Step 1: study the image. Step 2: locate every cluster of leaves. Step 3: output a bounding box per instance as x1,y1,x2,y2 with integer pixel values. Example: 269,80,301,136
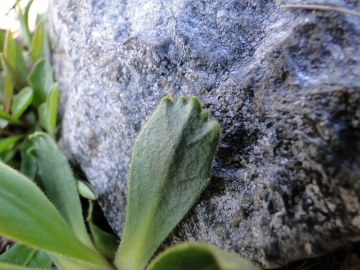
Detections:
0,0,57,171
0,1,260,270
0,97,260,270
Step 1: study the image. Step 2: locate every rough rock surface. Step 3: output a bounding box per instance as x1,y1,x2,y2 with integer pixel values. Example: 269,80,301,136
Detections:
49,0,360,267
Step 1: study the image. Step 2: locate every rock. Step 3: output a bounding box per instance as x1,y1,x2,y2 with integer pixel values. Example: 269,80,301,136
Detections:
49,0,360,267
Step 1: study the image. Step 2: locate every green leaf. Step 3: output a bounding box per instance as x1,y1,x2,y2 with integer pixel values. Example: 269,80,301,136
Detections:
29,132,95,250
11,87,33,120
0,109,22,125
3,30,16,70
87,201,118,260
20,138,36,180
0,160,115,270
0,243,51,269
1,55,26,91
15,45,30,79
29,21,45,63
38,83,58,137
0,135,24,154
27,58,54,108
15,0,34,48
147,243,260,270
3,68,13,113
114,97,221,270
77,180,99,200
0,31,5,53
0,261,43,270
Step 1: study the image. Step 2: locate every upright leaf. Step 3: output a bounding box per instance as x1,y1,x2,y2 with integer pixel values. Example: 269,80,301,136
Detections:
3,30,16,70
87,201,118,260
0,243,51,269
0,31,5,53
20,138,36,180
38,83,58,137
29,133,95,250
1,55,26,91
147,243,260,270
29,21,45,63
0,161,114,270
11,87,33,120
15,45,30,79
15,0,33,48
114,97,220,270
27,58,54,108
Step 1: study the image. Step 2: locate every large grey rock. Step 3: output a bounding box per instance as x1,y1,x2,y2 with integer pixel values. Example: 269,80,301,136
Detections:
49,0,360,268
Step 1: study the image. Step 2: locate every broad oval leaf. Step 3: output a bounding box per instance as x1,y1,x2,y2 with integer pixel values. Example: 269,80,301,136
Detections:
0,243,51,269
147,243,260,270
11,87,33,120
0,161,114,270
27,58,54,108
115,97,220,270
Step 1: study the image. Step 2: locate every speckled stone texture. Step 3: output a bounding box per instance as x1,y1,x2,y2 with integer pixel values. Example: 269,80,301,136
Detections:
49,0,360,268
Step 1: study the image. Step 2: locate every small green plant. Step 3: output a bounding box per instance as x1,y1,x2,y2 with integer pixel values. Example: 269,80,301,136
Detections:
0,96,259,270
0,2,260,269
0,0,57,172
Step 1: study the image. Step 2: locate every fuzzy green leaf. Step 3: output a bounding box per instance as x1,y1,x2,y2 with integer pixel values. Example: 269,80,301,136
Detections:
29,132,95,250
0,243,51,269
11,87,33,120
27,58,54,108
147,243,260,270
29,21,45,63
115,97,220,270
0,161,114,270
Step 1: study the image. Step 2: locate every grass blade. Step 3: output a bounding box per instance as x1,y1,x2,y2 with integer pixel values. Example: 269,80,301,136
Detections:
147,243,260,270
0,161,114,269
115,97,220,270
